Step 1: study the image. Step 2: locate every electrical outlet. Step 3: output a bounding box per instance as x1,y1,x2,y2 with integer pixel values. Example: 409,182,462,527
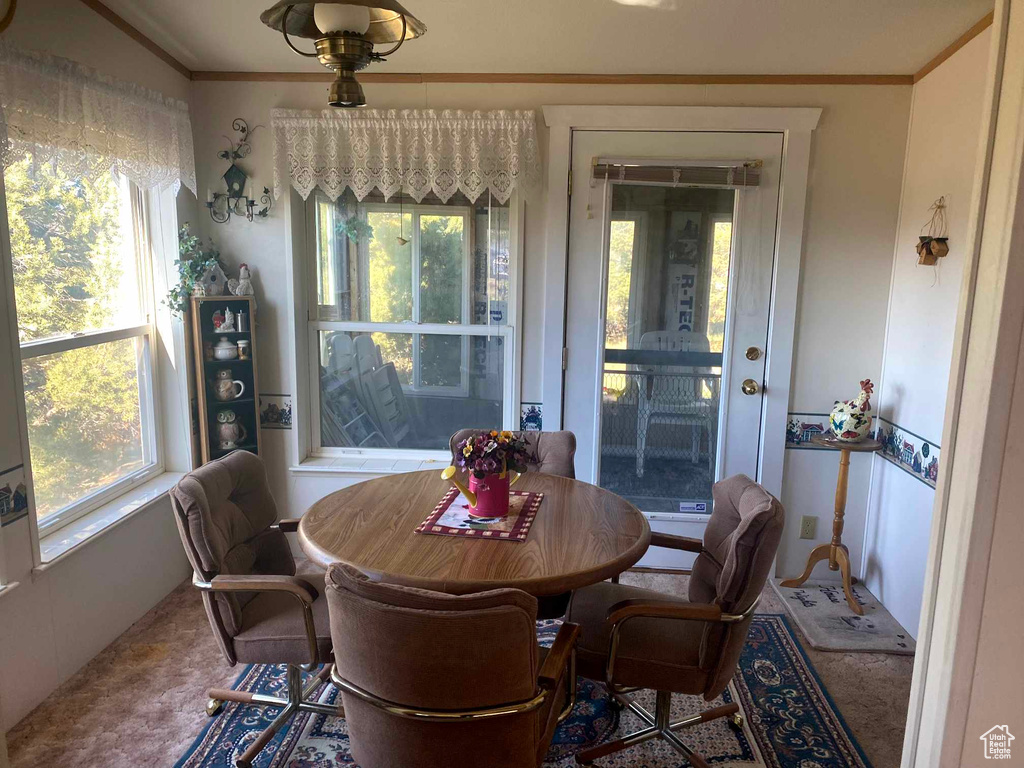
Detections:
799,515,817,540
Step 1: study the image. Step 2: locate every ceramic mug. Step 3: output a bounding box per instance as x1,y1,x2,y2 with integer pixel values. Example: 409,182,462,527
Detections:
213,369,245,401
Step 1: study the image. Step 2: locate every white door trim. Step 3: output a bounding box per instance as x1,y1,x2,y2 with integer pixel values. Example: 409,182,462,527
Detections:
902,2,1020,765
540,105,821,498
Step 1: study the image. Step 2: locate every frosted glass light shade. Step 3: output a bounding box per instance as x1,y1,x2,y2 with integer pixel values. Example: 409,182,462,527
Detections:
314,3,371,34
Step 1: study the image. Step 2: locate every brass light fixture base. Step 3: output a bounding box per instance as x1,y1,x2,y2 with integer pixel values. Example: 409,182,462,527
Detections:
261,1,425,108
315,35,373,107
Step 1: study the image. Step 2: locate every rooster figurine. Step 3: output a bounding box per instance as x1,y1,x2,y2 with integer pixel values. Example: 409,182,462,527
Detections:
829,379,874,442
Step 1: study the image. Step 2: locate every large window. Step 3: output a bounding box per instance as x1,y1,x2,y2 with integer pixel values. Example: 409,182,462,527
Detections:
308,190,519,453
7,153,160,531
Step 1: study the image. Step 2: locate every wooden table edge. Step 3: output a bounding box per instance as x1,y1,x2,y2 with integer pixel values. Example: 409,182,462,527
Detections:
297,476,652,596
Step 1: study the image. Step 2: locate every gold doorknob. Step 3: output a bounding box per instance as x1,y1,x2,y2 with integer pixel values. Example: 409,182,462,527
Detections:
741,378,760,395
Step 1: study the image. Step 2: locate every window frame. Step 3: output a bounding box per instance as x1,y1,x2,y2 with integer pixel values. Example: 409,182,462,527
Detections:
357,202,473,397
301,192,524,461
607,211,648,353
14,183,164,534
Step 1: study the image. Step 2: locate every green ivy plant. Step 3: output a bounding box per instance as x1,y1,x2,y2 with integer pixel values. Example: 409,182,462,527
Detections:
166,224,222,317
337,215,373,244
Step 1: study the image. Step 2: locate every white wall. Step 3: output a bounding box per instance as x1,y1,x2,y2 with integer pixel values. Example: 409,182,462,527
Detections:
0,3,953,733
190,80,910,578
0,0,193,731
863,30,992,637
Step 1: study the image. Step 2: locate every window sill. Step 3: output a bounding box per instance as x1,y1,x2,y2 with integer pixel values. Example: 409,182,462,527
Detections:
35,472,184,570
0,580,21,602
291,456,448,476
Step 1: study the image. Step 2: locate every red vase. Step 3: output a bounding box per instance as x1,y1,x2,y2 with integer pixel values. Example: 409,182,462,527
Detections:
467,473,511,518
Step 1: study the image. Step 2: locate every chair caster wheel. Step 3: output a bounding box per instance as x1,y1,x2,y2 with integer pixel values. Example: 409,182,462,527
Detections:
206,698,223,717
729,712,744,730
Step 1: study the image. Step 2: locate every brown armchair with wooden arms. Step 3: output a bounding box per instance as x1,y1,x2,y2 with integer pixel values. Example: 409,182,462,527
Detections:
325,562,580,768
170,450,337,768
565,474,785,767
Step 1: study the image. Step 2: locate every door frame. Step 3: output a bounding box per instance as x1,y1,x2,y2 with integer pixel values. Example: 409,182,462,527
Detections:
540,105,821,498
902,1,1022,764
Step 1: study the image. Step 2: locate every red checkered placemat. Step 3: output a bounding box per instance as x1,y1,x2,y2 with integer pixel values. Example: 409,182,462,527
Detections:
415,488,543,542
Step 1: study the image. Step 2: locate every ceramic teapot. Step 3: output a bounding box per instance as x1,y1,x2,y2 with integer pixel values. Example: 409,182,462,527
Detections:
212,369,245,401
216,410,247,450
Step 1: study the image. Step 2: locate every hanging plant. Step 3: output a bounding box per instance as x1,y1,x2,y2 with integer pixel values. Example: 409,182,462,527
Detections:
166,224,222,317
337,215,373,244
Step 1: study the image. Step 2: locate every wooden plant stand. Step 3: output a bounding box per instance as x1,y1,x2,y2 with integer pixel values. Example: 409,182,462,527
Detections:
780,434,881,615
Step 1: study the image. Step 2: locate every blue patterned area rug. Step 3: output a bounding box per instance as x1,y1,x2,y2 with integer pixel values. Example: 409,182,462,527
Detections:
177,615,871,767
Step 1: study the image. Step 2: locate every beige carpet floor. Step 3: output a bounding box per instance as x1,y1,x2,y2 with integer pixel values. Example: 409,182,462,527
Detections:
6,571,913,768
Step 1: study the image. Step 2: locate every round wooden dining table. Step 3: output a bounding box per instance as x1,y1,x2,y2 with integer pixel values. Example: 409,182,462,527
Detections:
298,469,651,596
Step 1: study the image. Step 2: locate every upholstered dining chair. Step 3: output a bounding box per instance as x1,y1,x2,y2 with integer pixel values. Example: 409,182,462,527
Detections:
170,450,337,768
325,562,580,768
565,474,785,768
448,428,578,478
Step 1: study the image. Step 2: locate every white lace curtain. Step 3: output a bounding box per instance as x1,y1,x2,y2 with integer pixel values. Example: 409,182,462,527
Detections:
271,108,540,204
0,43,196,195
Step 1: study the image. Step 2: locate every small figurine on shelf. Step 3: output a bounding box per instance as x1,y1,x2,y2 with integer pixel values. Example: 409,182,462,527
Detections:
230,263,255,296
220,307,236,332
830,379,874,442
212,309,224,330
216,409,247,450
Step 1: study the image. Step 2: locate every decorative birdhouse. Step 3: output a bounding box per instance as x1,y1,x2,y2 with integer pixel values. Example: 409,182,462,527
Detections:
222,164,248,198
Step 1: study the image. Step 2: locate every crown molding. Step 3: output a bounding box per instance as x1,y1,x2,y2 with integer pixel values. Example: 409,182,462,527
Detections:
914,11,994,83
191,71,915,85
76,0,191,79
76,1,990,90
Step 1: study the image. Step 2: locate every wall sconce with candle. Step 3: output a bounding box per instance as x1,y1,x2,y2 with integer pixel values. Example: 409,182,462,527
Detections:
206,118,272,224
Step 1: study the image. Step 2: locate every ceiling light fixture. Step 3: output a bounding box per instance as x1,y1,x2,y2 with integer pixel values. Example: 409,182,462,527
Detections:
260,1,426,108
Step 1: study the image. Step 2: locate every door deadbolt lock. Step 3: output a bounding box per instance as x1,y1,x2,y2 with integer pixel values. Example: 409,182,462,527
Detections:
741,378,760,395
745,346,762,361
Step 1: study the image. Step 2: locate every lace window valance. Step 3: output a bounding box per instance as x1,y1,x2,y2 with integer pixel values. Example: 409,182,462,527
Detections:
271,108,540,204
0,43,196,195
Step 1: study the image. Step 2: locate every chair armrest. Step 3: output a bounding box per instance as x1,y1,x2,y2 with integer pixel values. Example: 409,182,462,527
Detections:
193,572,322,667
203,573,319,604
649,532,704,553
273,518,302,533
538,622,580,690
602,600,724,687
606,598,722,627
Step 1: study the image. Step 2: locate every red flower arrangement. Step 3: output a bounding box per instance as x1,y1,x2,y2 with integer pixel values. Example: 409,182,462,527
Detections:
454,430,531,478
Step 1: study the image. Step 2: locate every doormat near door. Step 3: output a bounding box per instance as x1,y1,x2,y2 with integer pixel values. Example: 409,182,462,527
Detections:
415,488,542,541
177,615,871,768
771,578,916,655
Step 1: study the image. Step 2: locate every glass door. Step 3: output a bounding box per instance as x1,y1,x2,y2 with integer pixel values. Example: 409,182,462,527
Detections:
564,130,783,535
599,193,735,514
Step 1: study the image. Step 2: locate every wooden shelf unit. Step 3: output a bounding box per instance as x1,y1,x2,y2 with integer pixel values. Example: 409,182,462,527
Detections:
190,296,262,465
